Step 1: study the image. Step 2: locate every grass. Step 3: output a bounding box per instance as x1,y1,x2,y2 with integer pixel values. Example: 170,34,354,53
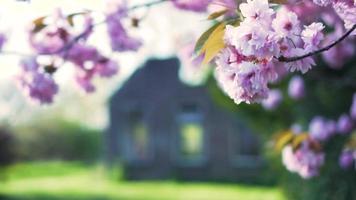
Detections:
0,161,285,200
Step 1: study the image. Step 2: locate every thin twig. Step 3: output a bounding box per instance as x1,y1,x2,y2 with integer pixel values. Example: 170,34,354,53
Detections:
129,0,169,11
278,24,356,63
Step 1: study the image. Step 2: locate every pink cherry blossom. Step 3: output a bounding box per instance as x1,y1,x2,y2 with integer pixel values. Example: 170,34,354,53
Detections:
172,0,211,12
94,58,119,78
309,116,335,141
282,142,325,179
350,93,356,120
16,57,58,104
272,8,300,38
262,89,283,110
285,48,316,73
333,0,356,34
225,22,276,58
106,0,142,52
0,33,6,50
215,48,276,104
339,149,355,169
302,22,325,50
239,0,274,25
337,114,353,134
288,76,305,100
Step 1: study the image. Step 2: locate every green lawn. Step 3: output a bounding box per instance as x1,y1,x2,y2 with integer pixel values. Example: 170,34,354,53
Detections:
0,162,285,200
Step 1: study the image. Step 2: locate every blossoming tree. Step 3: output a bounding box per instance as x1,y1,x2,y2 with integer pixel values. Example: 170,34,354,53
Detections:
1,0,356,189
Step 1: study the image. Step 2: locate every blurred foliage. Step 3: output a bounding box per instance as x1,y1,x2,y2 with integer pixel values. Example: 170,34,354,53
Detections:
206,55,356,200
12,119,102,163
0,128,15,166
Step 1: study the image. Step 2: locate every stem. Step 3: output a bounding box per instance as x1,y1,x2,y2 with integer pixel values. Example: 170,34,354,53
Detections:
129,0,169,11
278,24,356,63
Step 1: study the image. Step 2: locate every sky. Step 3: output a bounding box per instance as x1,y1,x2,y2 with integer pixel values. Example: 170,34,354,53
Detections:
0,0,209,129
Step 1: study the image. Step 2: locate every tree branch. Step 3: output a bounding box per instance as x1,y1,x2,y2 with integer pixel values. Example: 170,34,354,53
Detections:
278,24,356,63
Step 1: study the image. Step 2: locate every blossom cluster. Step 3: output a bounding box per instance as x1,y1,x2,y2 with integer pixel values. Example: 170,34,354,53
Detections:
286,0,356,70
215,0,325,105
281,93,356,178
17,4,129,104
106,0,142,52
282,141,325,179
312,0,356,32
16,57,58,104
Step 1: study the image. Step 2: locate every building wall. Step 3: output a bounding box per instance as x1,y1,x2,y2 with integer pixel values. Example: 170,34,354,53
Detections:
107,58,264,181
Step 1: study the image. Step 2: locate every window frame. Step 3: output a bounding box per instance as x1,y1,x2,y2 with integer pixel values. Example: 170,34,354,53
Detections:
123,110,154,165
174,104,208,167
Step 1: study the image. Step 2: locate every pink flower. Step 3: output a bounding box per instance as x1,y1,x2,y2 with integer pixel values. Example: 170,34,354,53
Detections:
177,43,208,84
0,33,6,50
322,30,355,69
29,9,72,54
239,0,274,25
337,114,353,134
288,76,305,100
66,44,99,67
285,48,315,73
313,0,333,6
282,142,325,179
94,58,119,78
282,145,301,172
302,22,325,51
20,56,39,72
272,8,300,38
26,73,59,104
333,0,356,34
350,93,356,120
262,89,283,110
172,0,211,12
75,70,95,93
309,116,335,141
106,0,142,52
16,57,58,104
215,48,276,104
339,149,355,169
225,22,276,58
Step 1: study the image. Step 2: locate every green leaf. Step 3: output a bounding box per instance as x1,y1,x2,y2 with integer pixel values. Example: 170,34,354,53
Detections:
269,0,287,4
292,133,308,150
207,9,228,20
275,131,294,151
67,12,88,27
194,22,224,55
200,22,226,64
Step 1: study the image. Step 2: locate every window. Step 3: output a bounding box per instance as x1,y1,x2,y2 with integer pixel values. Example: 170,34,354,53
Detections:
229,128,262,168
180,121,204,159
177,104,206,165
126,111,150,162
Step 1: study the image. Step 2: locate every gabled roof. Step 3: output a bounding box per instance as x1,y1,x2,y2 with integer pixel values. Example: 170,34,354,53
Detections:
110,58,207,106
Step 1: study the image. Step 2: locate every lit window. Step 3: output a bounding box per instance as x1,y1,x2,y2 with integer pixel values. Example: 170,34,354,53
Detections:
127,112,150,161
177,104,205,164
180,121,204,159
